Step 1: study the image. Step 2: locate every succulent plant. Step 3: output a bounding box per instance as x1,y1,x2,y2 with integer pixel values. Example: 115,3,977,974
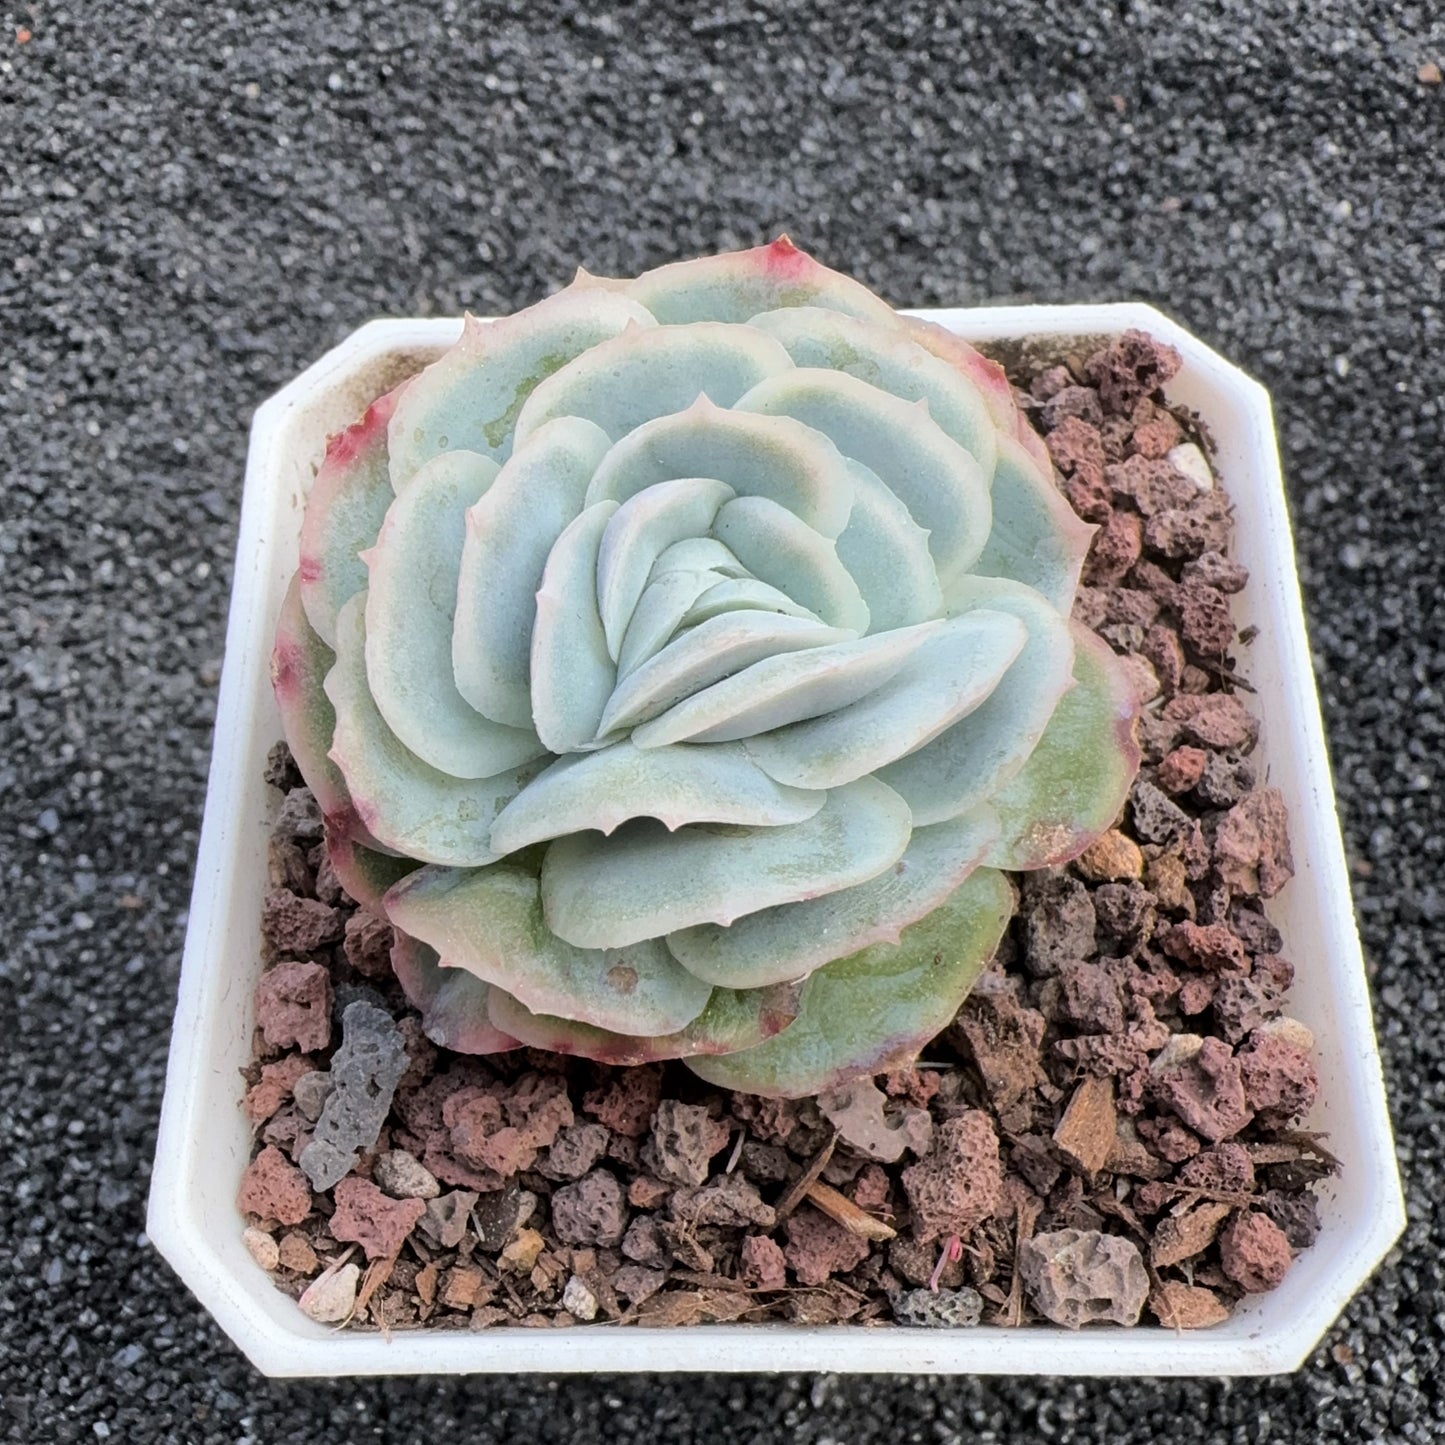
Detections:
272,239,1140,1099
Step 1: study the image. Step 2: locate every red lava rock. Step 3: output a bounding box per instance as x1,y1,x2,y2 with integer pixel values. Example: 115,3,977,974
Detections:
273,786,324,840
1261,1188,1323,1250
1179,582,1236,655
254,961,334,1053
1141,624,1186,694
311,844,346,906
541,1122,611,1181
1162,693,1261,753
393,1062,483,1136
1020,1228,1149,1328
1157,745,1208,794
1019,871,1097,976
1151,1037,1253,1142
739,1233,788,1288
1131,411,1184,459
423,1138,500,1193
551,1168,629,1247
1029,364,1074,402
627,1175,671,1210
446,1073,574,1177
1179,1141,1257,1194
343,911,394,978
1215,788,1295,898
1129,780,1191,845
884,1067,942,1109
330,1175,426,1260
1051,959,1126,1033
1055,1015,1170,1083
261,888,344,953
613,1264,667,1305
850,1163,892,1213
1040,384,1104,430
1082,510,1144,586
1219,1210,1293,1292
1184,549,1249,594
1091,882,1156,944
1136,1114,1202,1163
1071,585,1109,630
1161,921,1248,973
1181,819,1214,880
1144,497,1232,560
244,1055,317,1125
238,1144,312,1226
1230,904,1284,955
1131,558,1180,604
901,1111,1002,1244
581,1066,662,1137
444,1088,505,1166
621,1214,670,1267
1085,329,1182,413
268,836,312,896
1048,415,1107,485
783,1205,871,1286
953,975,1048,1111
1104,587,1162,630
647,1099,731,1186
1063,471,1113,523
1107,454,1197,515
1177,974,1219,1015
1212,972,1285,1044
669,1173,775,1229
396,1015,438,1091
1195,749,1259,807
506,1071,575,1146
1237,1030,1319,1122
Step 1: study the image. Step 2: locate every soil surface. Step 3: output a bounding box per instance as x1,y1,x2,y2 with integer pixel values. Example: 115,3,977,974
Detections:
241,331,1329,1337
6,3,1442,1442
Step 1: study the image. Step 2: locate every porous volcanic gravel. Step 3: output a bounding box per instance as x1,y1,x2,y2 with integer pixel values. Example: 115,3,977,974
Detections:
238,331,1332,1339
4,3,1442,1442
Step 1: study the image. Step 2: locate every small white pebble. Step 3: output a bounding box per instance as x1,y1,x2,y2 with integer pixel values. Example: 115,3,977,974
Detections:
1150,1034,1205,1074
373,1149,440,1200
298,1262,360,1323
242,1226,279,1272
1167,442,1214,494
1256,1016,1316,1053
562,1275,599,1322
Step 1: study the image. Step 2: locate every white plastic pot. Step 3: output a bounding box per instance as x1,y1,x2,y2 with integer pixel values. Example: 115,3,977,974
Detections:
149,305,1403,1377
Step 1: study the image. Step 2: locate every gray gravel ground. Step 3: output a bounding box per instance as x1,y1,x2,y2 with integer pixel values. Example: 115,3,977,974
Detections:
3,1,1444,1440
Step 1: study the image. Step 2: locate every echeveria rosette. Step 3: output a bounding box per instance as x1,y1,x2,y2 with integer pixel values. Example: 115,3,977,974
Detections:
271,239,1141,1099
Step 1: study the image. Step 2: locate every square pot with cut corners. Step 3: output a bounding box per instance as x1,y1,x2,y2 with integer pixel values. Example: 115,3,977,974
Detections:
148,304,1403,1378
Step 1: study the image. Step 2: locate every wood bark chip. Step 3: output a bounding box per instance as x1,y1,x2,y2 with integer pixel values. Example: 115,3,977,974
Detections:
414,1258,440,1316
1150,1201,1233,1269
802,1180,897,1241
1002,1194,1043,1328
353,1254,396,1320
773,1131,836,1221
1053,1075,1117,1175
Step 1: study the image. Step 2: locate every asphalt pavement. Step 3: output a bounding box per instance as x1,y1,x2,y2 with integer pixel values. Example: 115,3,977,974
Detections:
3,2,1443,1440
